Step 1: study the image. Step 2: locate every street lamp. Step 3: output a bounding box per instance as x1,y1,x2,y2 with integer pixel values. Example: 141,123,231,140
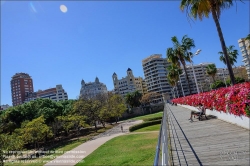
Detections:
188,49,201,94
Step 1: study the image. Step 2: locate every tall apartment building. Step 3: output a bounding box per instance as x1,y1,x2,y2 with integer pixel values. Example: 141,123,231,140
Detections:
10,73,34,106
80,77,108,98
24,85,68,102
215,68,229,83
179,63,215,95
142,54,172,101
112,68,147,98
238,38,250,79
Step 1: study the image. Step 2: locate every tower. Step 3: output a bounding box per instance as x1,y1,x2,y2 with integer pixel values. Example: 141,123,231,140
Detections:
11,73,34,106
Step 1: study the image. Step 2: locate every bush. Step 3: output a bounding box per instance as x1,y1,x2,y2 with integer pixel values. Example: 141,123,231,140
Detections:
129,119,161,132
211,80,225,89
226,77,245,86
143,116,162,122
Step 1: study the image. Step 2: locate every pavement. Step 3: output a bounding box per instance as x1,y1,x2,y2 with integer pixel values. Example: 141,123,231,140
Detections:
44,120,143,166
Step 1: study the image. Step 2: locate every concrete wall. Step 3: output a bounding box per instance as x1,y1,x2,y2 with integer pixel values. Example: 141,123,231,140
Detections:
179,104,249,130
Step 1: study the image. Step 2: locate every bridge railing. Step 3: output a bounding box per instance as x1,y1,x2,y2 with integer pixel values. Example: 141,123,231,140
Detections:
153,97,171,166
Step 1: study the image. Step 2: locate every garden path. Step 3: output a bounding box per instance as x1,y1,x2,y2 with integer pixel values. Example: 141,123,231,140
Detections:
44,119,143,166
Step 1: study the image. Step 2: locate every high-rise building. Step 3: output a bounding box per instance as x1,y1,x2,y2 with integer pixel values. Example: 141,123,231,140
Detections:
10,73,34,106
142,54,172,101
24,85,68,103
112,68,147,98
238,38,250,79
179,63,216,95
80,77,108,98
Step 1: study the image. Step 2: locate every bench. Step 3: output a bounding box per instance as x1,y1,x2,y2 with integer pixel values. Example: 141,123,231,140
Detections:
194,110,208,121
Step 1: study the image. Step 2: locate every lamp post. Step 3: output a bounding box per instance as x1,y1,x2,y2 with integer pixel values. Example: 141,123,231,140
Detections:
178,74,185,97
188,49,201,94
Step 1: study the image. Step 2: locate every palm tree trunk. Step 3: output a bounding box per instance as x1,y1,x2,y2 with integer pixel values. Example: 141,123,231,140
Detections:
209,0,235,85
182,64,192,94
212,76,215,83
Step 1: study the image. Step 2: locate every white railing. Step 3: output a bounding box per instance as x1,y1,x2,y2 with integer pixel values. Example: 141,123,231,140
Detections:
153,97,170,166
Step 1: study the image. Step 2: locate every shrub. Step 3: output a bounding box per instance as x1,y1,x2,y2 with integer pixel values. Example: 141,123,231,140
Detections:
143,116,162,122
211,80,225,89
129,119,161,132
226,77,245,86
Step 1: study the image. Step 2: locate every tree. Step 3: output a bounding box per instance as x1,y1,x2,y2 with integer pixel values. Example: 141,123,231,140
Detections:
167,35,195,94
17,116,53,150
206,64,217,83
125,91,142,108
73,98,101,132
140,92,161,106
112,94,127,123
180,0,236,85
218,45,238,67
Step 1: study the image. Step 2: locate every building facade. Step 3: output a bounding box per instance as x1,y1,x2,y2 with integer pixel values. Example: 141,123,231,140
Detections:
178,63,215,96
238,38,250,79
112,68,147,98
10,73,34,106
24,85,68,102
142,54,172,101
0,104,10,110
80,77,108,98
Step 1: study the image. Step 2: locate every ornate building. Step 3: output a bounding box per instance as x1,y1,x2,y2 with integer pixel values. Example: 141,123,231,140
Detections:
80,77,108,98
112,68,147,98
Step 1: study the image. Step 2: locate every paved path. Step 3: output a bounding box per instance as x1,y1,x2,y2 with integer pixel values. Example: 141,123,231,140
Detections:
168,105,250,166
44,120,143,166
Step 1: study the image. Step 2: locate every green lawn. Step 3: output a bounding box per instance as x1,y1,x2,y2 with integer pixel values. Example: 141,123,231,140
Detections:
76,132,158,166
129,112,163,121
133,124,161,132
4,126,114,166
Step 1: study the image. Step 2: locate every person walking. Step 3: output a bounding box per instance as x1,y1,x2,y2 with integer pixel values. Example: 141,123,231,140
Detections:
121,125,123,132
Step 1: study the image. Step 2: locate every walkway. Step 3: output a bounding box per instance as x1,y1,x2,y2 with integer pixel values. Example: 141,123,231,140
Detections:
168,105,249,165
44,120,142,166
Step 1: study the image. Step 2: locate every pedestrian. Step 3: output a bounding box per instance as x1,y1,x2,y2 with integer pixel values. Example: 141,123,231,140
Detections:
121,125,123,132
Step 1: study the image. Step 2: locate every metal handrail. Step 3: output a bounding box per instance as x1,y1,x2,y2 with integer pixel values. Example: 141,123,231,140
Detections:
153,97,170,166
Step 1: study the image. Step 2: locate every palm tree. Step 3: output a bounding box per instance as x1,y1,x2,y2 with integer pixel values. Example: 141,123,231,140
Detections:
167,35,195,94
167,64,183,98
206,64,217,83
218,45,238,67
180,0,236,85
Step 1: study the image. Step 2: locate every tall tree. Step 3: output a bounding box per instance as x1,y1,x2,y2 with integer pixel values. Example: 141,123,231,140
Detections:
206,64,218,83
167,35,195,94
218,45,238,67
125,91,142,108
180,0,236,85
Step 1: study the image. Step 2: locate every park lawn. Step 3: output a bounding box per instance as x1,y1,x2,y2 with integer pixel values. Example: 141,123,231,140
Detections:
133,124,161,132
4,125,114,166
76,132,158,166
130,112,163,121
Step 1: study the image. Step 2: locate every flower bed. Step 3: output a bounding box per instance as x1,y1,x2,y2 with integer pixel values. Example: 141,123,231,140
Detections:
172,82,250,117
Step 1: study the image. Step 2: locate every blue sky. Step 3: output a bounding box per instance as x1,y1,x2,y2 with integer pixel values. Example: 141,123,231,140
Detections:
1,1,249,105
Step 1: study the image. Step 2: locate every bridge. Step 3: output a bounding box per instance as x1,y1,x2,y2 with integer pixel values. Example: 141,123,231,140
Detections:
154,102,249,165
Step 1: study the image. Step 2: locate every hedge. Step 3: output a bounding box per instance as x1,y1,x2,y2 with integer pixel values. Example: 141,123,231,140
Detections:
129,119,162,132
143,116,162,122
